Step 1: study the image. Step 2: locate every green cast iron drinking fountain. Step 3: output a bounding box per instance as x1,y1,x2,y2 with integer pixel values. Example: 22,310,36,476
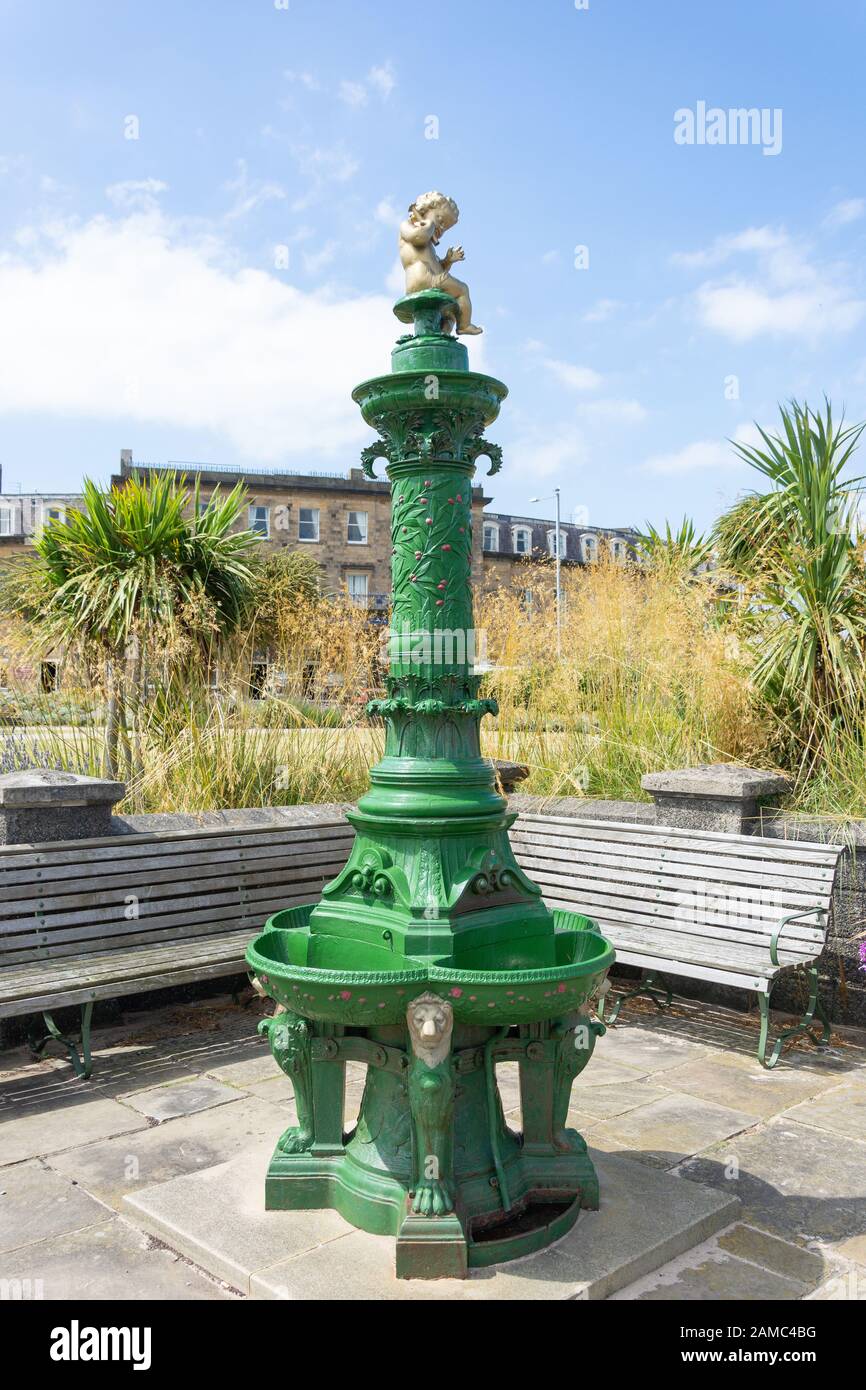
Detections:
246,192,614,1279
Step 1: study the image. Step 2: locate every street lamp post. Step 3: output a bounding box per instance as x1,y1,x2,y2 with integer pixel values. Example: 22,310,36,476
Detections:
530,487,562,658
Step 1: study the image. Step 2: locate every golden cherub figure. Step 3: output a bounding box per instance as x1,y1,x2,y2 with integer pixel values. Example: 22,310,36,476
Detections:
399,191,482,335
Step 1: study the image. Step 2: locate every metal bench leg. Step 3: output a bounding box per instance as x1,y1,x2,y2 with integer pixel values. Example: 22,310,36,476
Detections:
29,1002,94,1079
757,968,831,1069
601,971,673,1025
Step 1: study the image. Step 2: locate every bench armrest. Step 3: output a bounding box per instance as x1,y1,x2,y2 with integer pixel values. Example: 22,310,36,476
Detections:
770,908,827,968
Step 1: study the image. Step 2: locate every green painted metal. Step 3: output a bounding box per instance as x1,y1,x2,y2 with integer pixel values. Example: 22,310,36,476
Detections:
758,909,832,1068
246,289,614,1277
602,971,673,1024
29,1002,94,1079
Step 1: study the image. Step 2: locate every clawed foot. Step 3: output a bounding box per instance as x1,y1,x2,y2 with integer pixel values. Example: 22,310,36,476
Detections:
411,1178,455,1217
554,1128,586,1155
277,1126,314,1155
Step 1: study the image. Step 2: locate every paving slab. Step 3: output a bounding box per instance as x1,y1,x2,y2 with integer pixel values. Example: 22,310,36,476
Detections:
661,1049,843,1120
623,1250,806,1300
121,1076,243,1122
47,1096,290,1210
204,1052,281,1088
125,1143,738,1300
600,1026,711,1073
716,1223,827,1288
809,1265,866,1299
780,1080,866,1143
0,1096,148,1167
125,1139,352,1292
0,1160,109,1253
574,1081,670,1122
588,1093,755,1169
0,1215,233,1299
573,1055,648,1088
678,1118,866,1249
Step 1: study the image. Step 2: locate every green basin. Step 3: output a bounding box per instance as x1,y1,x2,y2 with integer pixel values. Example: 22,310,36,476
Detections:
246,904,613,1027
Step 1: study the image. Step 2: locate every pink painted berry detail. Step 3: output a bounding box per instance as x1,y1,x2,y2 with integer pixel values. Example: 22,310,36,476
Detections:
447,498,454,505
425,518,433,525
437,581,446,589
449,987,463,998
415,550,422,559
441,544,451,551
556,983,566,994
339,990,352,1001
436,599,444,606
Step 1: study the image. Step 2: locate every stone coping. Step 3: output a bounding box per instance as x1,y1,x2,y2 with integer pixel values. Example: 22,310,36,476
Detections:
641,764,791,800
0,769,125,807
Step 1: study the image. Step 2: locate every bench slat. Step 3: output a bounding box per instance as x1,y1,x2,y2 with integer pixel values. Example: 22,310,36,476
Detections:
0,853,347,920
517,866,831,943
0,833,353,894
0,818,352,870
515,854,831,927
511,827,840,881
515,815,843,866
511,834,838,896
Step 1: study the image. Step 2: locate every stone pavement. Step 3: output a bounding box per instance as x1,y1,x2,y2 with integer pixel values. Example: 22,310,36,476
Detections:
1,991,865,1300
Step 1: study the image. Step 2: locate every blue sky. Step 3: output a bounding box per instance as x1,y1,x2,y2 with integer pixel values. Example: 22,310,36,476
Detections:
0,0,864,533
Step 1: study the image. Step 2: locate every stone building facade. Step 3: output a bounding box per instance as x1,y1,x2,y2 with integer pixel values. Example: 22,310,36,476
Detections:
0,490,83,557
113,454,489,607
479,511,639,596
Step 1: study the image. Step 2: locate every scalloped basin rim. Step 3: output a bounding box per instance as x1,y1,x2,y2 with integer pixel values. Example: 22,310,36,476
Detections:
246,903,614,1024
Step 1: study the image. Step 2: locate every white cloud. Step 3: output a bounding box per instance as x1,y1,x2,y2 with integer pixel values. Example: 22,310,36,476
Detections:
375,197,400,226
641,424,758,476
676,225,866,341
302,240,338,275
284,70,321,92
368,63,396,99
582,298,623,323
105,178,168,211
671,226,787,269
222,161,285,221
543,357,603,392
577,397,647,424
339,80,368,108
823,197,865,230
512,428,586,479
0,210,396,463
696,280,865,340
339,63,396,107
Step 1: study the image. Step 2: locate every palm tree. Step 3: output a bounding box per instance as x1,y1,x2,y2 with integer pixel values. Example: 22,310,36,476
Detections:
636,517,714,576
32,472,260,777
714,400,866,754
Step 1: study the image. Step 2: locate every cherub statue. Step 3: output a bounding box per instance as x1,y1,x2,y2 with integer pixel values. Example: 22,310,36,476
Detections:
406,992,456,1216
399,191,482,335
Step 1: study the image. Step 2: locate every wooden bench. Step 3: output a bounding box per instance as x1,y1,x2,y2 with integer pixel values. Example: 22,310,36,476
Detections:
0,808,845,1077
510,813,844,1068
0,818,353,1077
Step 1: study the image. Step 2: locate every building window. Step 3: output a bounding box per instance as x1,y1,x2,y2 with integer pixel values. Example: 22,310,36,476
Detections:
40,661,58,693
609,537,627,563
547,530,567,559
0,507,12,536
249,505,270,538
512,526,531,555
483,523,499,552
299,507,320,542
43,505,66,528
347,510,368,544
346,572,369,606
580,533,599,564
